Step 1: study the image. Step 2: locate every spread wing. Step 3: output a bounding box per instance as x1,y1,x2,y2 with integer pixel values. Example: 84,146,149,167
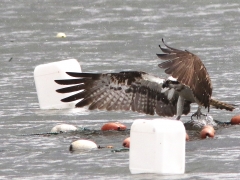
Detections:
157,39,212,109
55,71,191,116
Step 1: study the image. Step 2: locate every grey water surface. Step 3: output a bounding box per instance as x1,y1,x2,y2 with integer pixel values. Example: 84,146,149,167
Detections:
1,0,240,179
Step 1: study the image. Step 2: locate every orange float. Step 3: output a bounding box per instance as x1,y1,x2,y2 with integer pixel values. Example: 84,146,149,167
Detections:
101,122,127,131
186,133,189,141
200,125,215,139
122,137,130,148
230,115,240,125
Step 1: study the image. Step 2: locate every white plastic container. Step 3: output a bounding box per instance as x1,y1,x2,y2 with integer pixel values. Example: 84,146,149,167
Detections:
34,59,81,109
129,119,186,175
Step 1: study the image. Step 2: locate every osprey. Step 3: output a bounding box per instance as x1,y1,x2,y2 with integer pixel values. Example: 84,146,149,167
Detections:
55,40,234,120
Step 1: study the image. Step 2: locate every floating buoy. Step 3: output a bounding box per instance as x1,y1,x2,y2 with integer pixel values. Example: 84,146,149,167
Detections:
101,122,127,131
122,137,130,148
69,139,98,152
51,124,77,133
56,32,66,38
186,133,189,141
231,115,240,125
200,125,215,139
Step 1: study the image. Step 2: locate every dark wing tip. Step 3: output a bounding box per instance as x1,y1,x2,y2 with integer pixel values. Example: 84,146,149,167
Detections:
55,80,61,85
158,45,163,51
66,72,77,77
162,38,169,48
61,98,71,102
56,89,62,93
158,38,165,49
60,95,79,102
158,64,162,68
156,54,167,60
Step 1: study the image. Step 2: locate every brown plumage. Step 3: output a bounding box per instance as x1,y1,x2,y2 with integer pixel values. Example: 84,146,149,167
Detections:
210,99,235,111
54,40,235,120
157,39,212,111
55,71,191,117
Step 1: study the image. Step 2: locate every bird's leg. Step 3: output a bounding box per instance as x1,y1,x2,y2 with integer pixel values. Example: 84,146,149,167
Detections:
191,106,207,120
176,96,184,120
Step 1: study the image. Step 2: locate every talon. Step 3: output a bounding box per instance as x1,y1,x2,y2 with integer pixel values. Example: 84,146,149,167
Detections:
191,106,207,120
191,112,207,120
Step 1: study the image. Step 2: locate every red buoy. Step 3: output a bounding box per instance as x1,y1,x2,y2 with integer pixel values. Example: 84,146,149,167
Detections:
231,115,240,125
122,137,130,148
200,125,215,139
186,133,190,141
101,122,127,131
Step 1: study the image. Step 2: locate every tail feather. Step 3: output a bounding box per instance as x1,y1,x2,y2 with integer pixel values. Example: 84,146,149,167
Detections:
210,98,235,111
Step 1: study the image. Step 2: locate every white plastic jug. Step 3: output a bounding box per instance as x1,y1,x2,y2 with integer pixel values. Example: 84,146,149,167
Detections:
129,119,185,175
34,59,81,109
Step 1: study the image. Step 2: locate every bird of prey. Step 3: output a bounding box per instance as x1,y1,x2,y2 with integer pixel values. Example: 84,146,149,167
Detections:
55,40,234,120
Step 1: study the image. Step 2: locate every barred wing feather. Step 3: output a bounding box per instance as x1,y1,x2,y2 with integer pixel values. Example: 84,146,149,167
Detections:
157,39,212,109
55,71,190,116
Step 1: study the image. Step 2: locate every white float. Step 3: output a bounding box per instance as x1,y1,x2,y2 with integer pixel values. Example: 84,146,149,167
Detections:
34,59,81,109
51,124,78,133
129,119,186,175
56,32,66,38
69,140,98,151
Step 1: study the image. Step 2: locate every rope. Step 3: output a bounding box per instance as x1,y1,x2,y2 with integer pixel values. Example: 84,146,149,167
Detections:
17,132,60,136
17,127,93,136
213,119,231,125
17,127,130,153
111,148,129,153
